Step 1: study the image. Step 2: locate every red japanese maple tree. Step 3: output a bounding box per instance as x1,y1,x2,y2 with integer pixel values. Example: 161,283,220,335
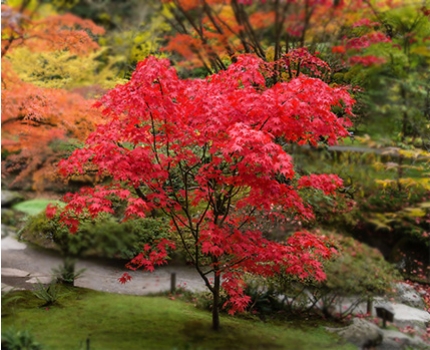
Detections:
52,55,354,330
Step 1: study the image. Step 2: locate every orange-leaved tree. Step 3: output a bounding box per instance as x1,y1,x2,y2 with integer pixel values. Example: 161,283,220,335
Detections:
161,0,372,73
1,1,106,190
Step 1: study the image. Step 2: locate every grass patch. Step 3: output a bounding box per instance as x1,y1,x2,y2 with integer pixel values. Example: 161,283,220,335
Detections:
12,199,63,216
2,288,354,350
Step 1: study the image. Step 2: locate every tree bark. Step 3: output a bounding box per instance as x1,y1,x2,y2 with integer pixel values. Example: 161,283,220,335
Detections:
212,272,221,331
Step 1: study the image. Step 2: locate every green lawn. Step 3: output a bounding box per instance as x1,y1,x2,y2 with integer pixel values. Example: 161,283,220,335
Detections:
2,288,354,350
12,199,64,216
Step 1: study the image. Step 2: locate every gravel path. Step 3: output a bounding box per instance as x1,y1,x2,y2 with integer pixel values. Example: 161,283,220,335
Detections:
1,233,207,295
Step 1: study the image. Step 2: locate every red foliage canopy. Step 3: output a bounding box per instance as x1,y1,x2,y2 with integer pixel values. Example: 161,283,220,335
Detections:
55,55,354,319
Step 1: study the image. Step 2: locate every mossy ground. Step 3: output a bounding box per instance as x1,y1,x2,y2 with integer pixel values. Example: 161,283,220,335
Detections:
2,287,355,350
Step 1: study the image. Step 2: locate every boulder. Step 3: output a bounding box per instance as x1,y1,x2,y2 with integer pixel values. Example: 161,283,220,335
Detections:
375,338,404,350
1,191,24,207
326,318,383,348
394,282,426,309
387,303,430,330
378,329,429,350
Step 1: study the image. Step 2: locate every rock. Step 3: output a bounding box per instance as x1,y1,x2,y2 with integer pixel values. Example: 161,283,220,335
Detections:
372,297,430,331
26,276,53,284
386,303,430,330
376,338,409,350
378,329,430,350
1,191,24,207
394,282,426,309
326,318,383,348
1,235,27,250
1,268,31,277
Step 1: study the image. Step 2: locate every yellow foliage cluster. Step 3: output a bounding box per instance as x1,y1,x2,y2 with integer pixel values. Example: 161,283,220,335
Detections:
7,47,125,91
97,4,171,76
376,178,430,191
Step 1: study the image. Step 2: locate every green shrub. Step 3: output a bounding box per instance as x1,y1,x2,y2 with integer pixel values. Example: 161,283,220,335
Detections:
323,233,398,296
31,281,60,307
20,212,171,260
48,138,82,154
79,216,171,259
1,328,43,350
308,233,398,318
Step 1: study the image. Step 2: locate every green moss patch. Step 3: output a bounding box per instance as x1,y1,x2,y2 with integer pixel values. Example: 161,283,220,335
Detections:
2,288,354,350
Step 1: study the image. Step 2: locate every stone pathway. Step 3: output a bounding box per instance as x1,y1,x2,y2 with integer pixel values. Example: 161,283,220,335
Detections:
1,230,206,295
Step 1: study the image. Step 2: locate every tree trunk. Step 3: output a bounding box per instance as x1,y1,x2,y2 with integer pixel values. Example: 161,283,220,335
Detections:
212,273,221,331
366,297,373,315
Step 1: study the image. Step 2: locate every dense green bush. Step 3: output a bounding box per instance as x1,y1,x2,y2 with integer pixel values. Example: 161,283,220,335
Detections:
20,212,171,260
322,233,398,296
